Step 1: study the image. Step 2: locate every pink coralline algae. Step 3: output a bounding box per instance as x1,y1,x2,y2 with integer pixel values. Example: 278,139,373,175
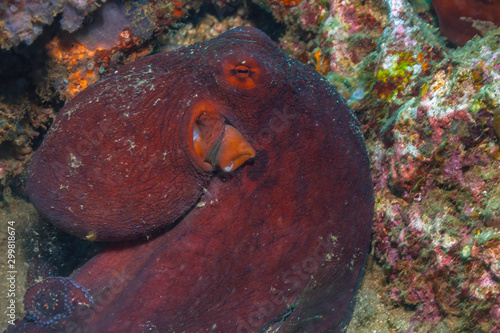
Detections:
1,0,500,331
0,0,103,50
309,0,388,100
333,0,500,330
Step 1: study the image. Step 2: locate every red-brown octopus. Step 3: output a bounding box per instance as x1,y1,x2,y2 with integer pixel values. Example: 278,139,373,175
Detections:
7,27,373,332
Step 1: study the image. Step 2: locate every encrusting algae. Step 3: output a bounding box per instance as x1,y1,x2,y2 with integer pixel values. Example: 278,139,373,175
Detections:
1,0,500,332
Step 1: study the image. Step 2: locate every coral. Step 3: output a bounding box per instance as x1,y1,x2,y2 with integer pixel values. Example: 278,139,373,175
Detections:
285,0,500,330
258,0,305,22
74,1,154,50
431,0,500,46
43,0,161,101
0,0,102,50
46,38,103,100
0,0,180,51
0,101,53,190
36,0,237,102
370,0,445,107
269,0,303,7
157,12,252,48
494,109,500,138
45,33,154,100
355,1,500,330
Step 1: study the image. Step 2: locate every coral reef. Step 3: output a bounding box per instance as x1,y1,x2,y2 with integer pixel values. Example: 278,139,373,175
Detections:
263,0,500,330
316,0,388,100
348,0,500,330
0,0,102,50
0,0,201,50
42,1,164,100
258,0,303,21
0,99,54,200
368,27,500,329
0,198,40,325
45,29,153,101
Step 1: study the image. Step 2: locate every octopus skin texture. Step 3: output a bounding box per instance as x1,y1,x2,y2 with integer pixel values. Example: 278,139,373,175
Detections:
432,0,500,45
11,26,374,332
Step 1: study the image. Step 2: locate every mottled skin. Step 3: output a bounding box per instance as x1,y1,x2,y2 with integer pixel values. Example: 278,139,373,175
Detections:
17,27,373,332
431,0,500,46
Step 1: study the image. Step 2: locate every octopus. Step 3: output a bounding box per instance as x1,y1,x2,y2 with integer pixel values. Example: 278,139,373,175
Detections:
7,26,374,332
431,0,500,45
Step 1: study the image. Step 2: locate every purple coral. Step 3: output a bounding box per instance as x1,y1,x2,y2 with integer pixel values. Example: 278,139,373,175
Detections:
0,0,102,50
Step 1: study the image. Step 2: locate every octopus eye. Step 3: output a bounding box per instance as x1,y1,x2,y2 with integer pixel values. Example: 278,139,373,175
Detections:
235,65,250,77
222,57,262,90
